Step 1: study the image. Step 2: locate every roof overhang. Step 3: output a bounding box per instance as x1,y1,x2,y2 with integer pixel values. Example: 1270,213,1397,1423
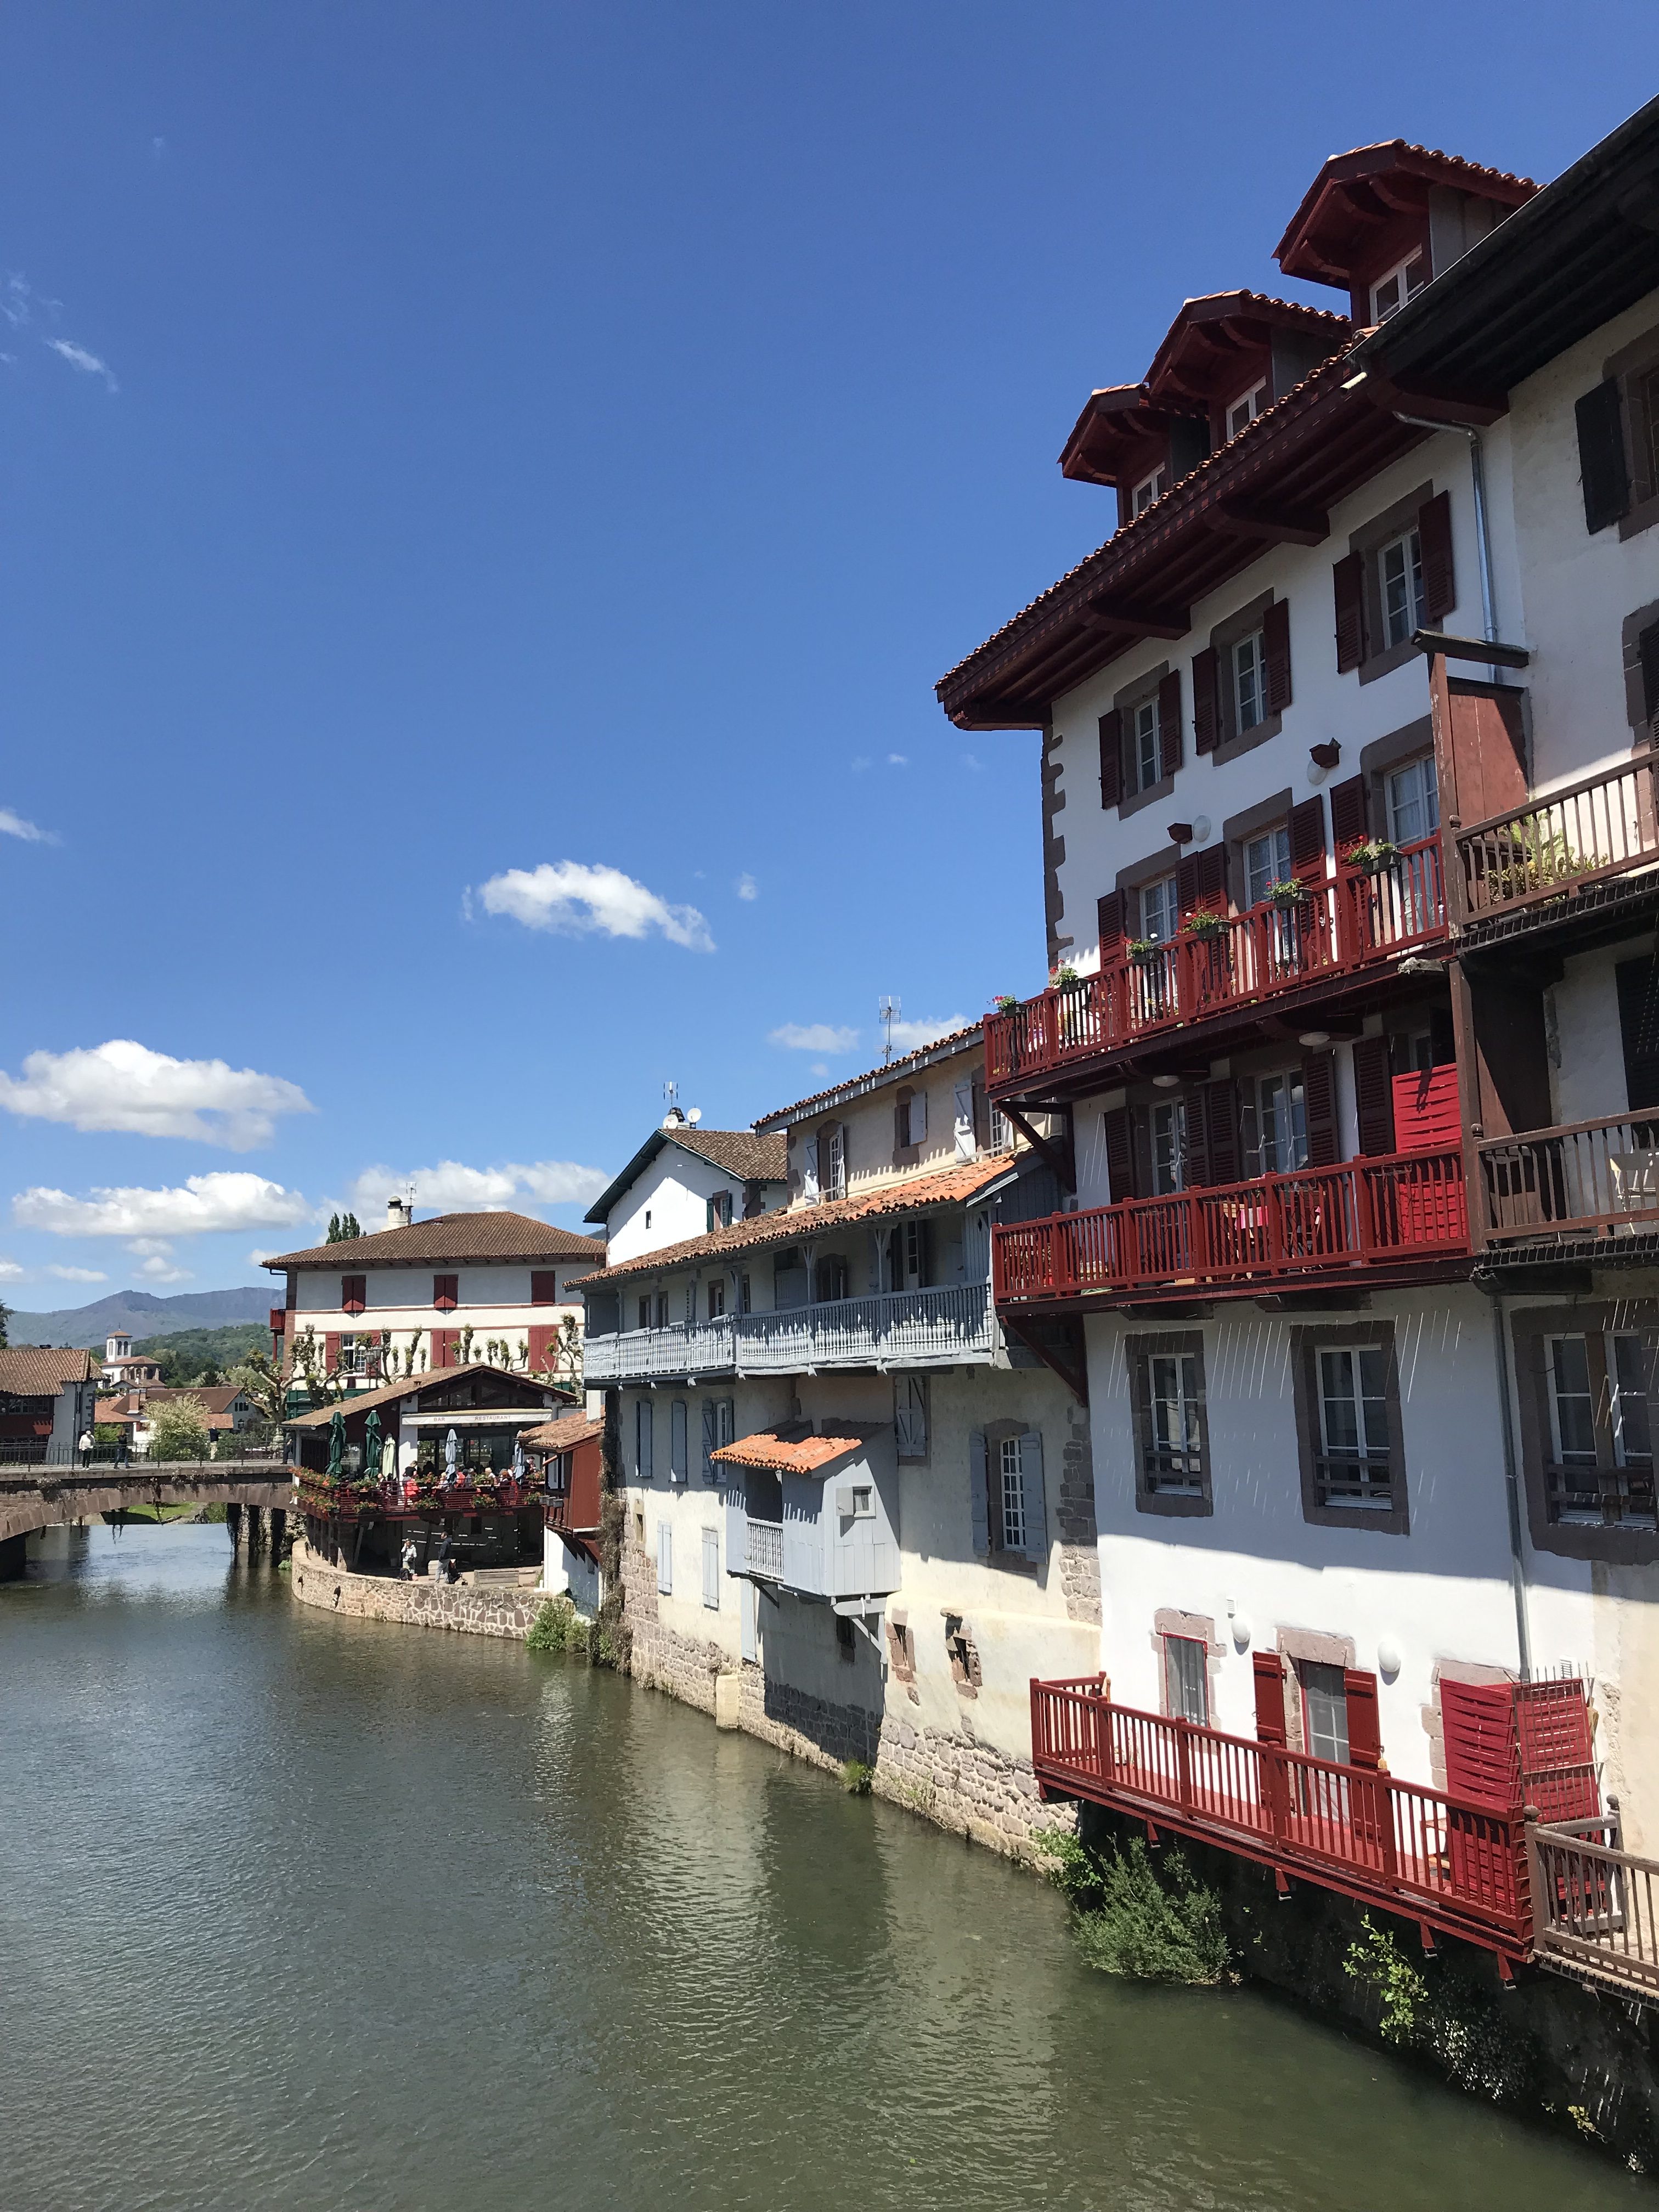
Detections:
1276,141,1536,287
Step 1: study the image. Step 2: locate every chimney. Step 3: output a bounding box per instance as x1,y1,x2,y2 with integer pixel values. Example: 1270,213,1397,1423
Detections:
386,1196,411,1230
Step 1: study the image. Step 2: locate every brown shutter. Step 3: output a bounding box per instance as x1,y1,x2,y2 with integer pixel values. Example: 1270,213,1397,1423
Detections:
1302,1048,1338,1166
1193,843,1227,911
1332,550,1366,672
1182,1085,1211,1189
1176,853,1200,917
1203,1078,1240,1187
1417,490,1454,622
1576,379,1630,534
1157,669,1183,777
1097,890,1126,963
1103,1108,1133,1204
1440,1679,1521,1809
1329,772,1369,854
1515,1679,1601,1823
1639,621,1659,741
1344,1671,1383,1770
1098,711,1122,808
1262,596,1292,713
1289,794,1325,884
1350,1035,1397,1157
1192,646,1220,753
531,1271,558,1306
1129,1105,1153,1199
1252,1651,1288,1746
324,1331,341,1371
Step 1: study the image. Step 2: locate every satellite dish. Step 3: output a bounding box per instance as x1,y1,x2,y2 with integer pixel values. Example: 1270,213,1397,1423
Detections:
687,1108,703,1124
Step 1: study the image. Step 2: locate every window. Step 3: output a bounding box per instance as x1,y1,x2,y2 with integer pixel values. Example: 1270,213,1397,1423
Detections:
531,1271,560,1306
1370,250,1428,324
1225,380,1266,442
842,1482,874,1519
895,1375,929,1459
702,1527,720,1609
707,1278,725,1320
895,1088,928,1152
998,1436,1028,1553
1150,1099,1186,1195
972,1429,1047,1561
1163,1634,1209,1724
1129,695,1161,795
1244,822,1291,910
1132,465,1169,516
699,1396,736,1481
645,1209,652,1229
341,1274,366,1314
1546,1332,1655,1526
1379,528,1425,647
670,1398,688,1485
738,1272,752,1314
433,1273,458,1313
835,1614,856,1662
635,1398,653,1483
814,1254,849,1303
1145,1351,1203,1494
1301,1661,1351,1764
989,1104,1013,1154
822,1126,846,1201
337,1332,383,1378
1140,873,1180,945
707,1190,734,1231
654,1293,670,1329
1385,754,1439,844
1244,1070,1308,1176
1233,630,1266,733
1315,1346,1393,1508
636,1296,651,1331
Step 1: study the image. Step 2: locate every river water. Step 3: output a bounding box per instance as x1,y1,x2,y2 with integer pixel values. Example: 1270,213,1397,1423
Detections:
0,1525,1643,2212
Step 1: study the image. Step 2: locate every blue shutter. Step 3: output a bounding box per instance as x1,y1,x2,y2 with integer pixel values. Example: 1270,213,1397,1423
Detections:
701,1400,718,1482
969,1429,989,1558
702,1527,719,1609
1020,1432,1048,1562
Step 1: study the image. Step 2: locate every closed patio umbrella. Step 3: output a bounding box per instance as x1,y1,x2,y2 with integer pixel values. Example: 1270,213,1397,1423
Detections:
444,1427,458,1485
363,1409,383,1486
326,1409,346,1479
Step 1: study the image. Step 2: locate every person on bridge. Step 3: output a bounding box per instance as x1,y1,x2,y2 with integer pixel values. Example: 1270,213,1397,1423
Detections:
78,1429,93,1469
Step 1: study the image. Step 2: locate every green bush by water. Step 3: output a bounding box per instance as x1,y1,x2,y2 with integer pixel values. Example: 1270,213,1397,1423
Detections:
1344,1915,1532,2104
841,1759,874,1795
526,1598,576,1654
1040,1830,1229,1984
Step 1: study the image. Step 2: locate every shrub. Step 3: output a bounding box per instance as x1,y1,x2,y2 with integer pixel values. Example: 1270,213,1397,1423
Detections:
1344,1915,1532,2103
1041,1831,1228,1984
841,1759,874,1796
147,1395,212,1462
526,1597,575,1654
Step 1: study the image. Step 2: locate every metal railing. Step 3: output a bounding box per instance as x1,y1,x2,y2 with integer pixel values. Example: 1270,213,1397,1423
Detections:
746,1517,784,1579
985,837,1446,1091
1457,752,1659,922
1529,1815,1659,1996
1479,1113,1659,1243
584,1281,995,1384
1031,1679,1530,1954
994,1149,1467,1303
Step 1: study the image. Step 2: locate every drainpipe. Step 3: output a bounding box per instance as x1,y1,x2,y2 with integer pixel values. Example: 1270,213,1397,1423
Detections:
1393,411,1498,682
1479,1278,1534,1681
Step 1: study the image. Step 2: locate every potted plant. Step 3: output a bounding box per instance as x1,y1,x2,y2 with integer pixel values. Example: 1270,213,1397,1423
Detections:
992,994,1020,1014
1264,878,1307,908
1346,838,1401,876
1049,964,1080,988
1182,909,1227,939
1127,938,1163,966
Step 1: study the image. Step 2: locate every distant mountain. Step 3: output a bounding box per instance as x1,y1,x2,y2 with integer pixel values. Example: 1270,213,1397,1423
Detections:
4,1286,274,1350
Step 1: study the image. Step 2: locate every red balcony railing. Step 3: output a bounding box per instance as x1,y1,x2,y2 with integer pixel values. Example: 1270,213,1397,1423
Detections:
1478,1112,1659,1245
987,837,1445,1091
994,1148,1467,1304
1455,752,1659,924
1031,1680,1530,1958
298,1475,538,1519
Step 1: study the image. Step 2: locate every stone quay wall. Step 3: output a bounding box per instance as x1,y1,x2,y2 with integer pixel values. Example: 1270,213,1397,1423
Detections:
289,1540,545,1639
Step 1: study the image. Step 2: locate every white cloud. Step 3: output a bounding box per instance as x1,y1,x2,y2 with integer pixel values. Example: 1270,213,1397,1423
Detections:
248,1249,279,1268
0,1257,23,1280
890,1014,970,1053
0,1039,313,1150
48,338,117,392
476,861,714,952
136,1255,191,1283
851,755,872,772
125,1238,173,1258
343,1159,609,1219
13,1172,312,1239
811,1062,831,1078
47,1265,107,1282
887,753,909,767
735,873,758,901
768,1023,860,1053
0,808,57,844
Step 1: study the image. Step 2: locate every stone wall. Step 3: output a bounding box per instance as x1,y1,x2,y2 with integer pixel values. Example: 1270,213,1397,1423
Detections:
1053,1400,1102,1626
289,1540,545,1639
873,1712,1075,1859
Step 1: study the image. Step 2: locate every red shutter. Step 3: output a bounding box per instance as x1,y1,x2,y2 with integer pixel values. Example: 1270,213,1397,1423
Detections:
1098,712,1122,809
527,1323,556,1372
1333,551,1366,672
1193,843,1227,911
1344,1670,1383,1770
1262,597,1292,714
1351,1035,1397,1157
1176,853,1200,917
1418,490,1455,623
1157,669,1183,777
1302,1048,1338,1166
1329,772,1369,854
531,1271,559,1306
1392,1063,1461,1153
1097,890,1126,964
1103,1107,1134,1204
324,1332,341,1372
341,1274,365,1314
1515,1678,1601,1823
1441,1678,1521,1809
1192,647,1220,753
1289,794,1325,884
1203,1079,1240,1187
1252,1651,1288,1746
433,1273,458,1312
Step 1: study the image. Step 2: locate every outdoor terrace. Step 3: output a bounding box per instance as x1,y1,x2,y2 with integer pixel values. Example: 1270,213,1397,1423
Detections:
1454,749,1659,947
585,1281,995,1384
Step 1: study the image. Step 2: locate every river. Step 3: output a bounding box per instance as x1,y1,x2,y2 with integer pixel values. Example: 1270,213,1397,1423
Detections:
0,1524,1643,2211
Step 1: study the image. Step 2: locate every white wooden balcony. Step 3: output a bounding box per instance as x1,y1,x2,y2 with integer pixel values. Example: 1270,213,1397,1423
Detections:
583,1281,995,1385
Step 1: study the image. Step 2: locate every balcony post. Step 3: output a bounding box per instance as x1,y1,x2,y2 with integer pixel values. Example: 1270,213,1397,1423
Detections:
1447,953,1491,1254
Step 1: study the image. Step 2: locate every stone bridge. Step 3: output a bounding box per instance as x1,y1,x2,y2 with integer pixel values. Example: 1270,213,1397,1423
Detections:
0,1458,294,1575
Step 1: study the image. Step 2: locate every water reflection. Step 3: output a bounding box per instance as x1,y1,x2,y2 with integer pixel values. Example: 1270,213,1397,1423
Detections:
0,1527,1640,2212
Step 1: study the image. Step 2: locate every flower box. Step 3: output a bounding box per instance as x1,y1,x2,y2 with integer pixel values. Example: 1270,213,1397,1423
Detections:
1264,880,1308,909
1346,840,1401,876
1182,910,1227,939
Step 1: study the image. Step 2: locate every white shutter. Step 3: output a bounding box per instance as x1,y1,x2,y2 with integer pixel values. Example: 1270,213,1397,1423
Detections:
670,1398,688,1485
953,1080,974,1160
741,1578,759,1662
1020,1432,1048,1562
702,1527,720,1609
969,1429,989,1558
636,1398,653,1483
657,1521,673,1595
803,1138,820,1203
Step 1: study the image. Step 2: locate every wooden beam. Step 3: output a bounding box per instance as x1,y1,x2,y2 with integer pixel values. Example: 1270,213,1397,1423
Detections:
1001,1312,1088,1407
1414,629,1531,669
1362,369,1510,427
1211,495,1330,546
1077,598,1190,640
998,1102,1075,1194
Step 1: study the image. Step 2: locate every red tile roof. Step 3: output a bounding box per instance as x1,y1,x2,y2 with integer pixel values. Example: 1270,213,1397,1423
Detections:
519,1412,604,1452
0,1347,96,1396
584,1127,787,1225
264,1211,605,1272
283,1362,575,1429
1276,140,1536,281
753,1025,982,1129
712,1424,875,1474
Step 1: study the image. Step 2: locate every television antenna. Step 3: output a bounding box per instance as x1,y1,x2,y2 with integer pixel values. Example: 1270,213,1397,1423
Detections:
878,996,900,1063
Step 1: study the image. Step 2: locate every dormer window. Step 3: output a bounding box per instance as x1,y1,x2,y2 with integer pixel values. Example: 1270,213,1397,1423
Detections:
1225,380,1266,441
1131,465,1169,517
1370,249,1429,324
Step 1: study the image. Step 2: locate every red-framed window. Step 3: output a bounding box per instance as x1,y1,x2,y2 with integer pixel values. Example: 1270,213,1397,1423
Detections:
433,1274,459,1312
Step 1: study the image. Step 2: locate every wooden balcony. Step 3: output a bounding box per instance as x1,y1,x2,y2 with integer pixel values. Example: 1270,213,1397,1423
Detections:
1454,751,1659,936
584,1282,995,1386
1031,1679,1531,1961
1530,1816,1659,1999
994,1149,1467,1307
986,836,1445,1097
1478,1113,1659,1250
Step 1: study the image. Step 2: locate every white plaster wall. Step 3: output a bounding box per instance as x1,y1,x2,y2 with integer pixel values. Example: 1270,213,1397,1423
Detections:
779,1037,989,1202
1550,936,1645,1124
605,1147,754,1265
293,1261,590,1314
541,1529,601,1616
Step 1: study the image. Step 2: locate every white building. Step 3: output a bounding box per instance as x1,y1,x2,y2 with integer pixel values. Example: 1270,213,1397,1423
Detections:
583,1113,788,1262
100,1332,164,1389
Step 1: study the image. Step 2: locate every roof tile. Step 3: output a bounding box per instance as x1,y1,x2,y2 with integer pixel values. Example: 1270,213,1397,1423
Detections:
264,1210,604,1272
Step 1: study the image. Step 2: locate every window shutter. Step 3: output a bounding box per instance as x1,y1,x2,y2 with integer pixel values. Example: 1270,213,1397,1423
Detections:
1290,794,1325,885
702,1527,720,1609
1302,1048,1339,1167
636,1398,653,1482
953,1080,974,1160
1193,842,1227,911
1252,1651,1288,1746
531,1270,559,1306
1203,1079,1240,1188
700,1400,717,1481
802,1137,820,1201
1103,1107,1134,1204
1157,670,1183,777
1262,597,1292,714
1640,622,1659,742
1350,1035,1396,1156
670,1398,688,1484
1192,646,1220,753
1019,1432,1048,1561
1182,1085,1212,1190
1098,712,1122,808
740,1578,759,1662
657,1522,672,1596
969,1429,990,1558
1098,890,1126,964
528,1323,555,1371
1332,550,1366,673
1417,490,1454,622
1176,853,1200,917
1344,1670,1383,1770
433,1273,458,1312
324,1331,341,1372
1515,1678,1601,1822
1576,378,1630,533
1329,772,1369,853
1440,1678,1521,1809
912,1089,927,1142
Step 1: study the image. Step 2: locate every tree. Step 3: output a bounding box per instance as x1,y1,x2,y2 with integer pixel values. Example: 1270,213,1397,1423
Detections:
0,1297,9,1350
148,1393,212,1462
324,1212,362,1244
229,1348,291,1434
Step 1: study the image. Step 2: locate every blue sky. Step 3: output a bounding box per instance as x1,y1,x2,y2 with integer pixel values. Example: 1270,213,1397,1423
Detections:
3,3,1654,1304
